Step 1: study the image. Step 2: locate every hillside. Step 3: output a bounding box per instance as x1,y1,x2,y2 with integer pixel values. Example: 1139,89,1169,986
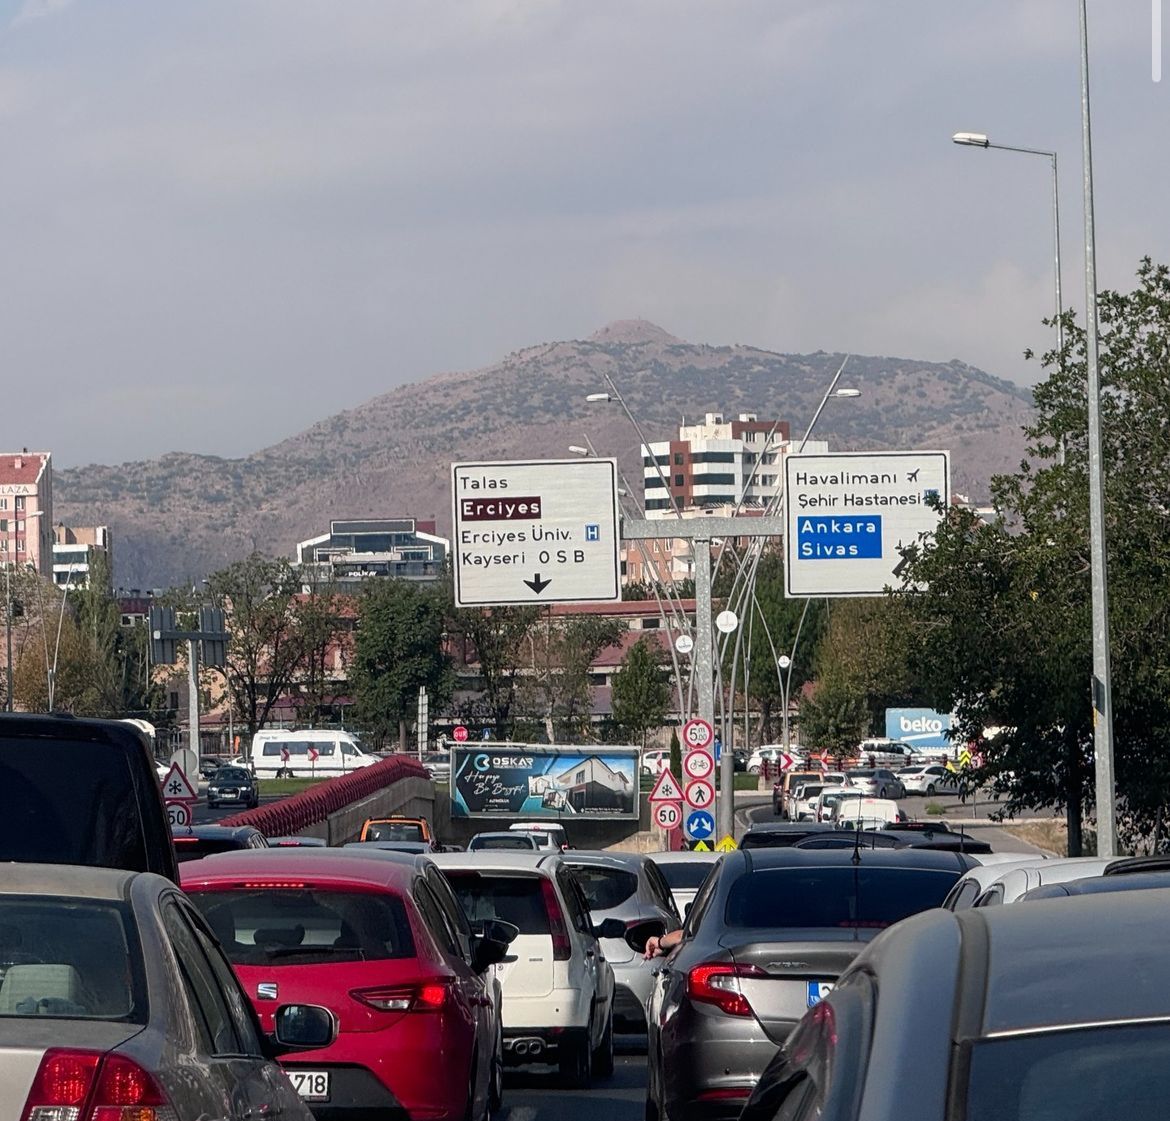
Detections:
55,320,1035,587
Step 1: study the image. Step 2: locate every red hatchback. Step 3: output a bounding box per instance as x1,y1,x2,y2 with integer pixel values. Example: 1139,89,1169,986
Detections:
182,848,511,1121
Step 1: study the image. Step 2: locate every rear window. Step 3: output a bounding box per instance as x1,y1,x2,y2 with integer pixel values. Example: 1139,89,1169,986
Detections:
366,822,424,842
469,835,537,850
0,741,155,872
567,865,638,911
787,773,820,787
724,867,959,928
652,861,714,890
188,889,414,965
0,897,144,1022
174,835,261,862
443,873,551,935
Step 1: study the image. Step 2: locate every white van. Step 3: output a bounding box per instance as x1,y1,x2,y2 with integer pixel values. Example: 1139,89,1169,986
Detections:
830,795,900,831
249,729,379,778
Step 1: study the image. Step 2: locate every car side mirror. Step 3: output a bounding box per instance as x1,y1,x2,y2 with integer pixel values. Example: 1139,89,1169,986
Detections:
592,917,627,942
476,918,519,947
684,901,693,918
273,1004,336,1051
470,933,511,973
620,918,665,953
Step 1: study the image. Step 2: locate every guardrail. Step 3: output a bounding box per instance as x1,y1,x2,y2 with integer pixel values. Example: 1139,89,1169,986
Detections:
220,754,429,836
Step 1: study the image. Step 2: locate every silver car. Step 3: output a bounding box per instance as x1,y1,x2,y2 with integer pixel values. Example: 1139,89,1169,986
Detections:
0,863,328,1121
647,850,721,918
562,851,680,1032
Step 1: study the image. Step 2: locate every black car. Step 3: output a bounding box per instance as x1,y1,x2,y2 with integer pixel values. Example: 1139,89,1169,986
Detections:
172,823,269,862
198,753,230,779
739,822,837,849
0,713,178,881
207,764,259,809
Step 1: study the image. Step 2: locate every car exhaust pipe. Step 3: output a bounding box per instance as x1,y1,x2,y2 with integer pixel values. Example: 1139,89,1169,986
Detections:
528,1040,544,1057
513,1041,529,1056
508,1038,544,1057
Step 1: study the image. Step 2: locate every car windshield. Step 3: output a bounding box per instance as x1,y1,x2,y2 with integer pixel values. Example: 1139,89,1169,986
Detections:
848,770,876,779
0,740,153,871
443,873,552,935
188,889,415,965
567,865,638,911
366,822,424,842
724,867,959,928
214,768,250,782
652,861,715,889
965,1022,1170,1120
798,785,826,799
0,897,144,1022
470,835,537,850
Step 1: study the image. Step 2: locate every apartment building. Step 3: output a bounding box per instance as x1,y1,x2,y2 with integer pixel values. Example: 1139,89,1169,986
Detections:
53,524,113,589
0,450,53,577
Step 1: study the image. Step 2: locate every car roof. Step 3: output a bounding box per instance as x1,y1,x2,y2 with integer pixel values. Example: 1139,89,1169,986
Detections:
559,850,645,870
1022,870,1170,900
0,862,140,900
962,889,1170,1033
177,846,426,889
645,850,721,864
731,846,974,872
430,851,561,874
171,825,262,841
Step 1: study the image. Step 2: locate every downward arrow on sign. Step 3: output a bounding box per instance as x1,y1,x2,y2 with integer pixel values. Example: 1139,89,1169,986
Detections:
524,573,551,595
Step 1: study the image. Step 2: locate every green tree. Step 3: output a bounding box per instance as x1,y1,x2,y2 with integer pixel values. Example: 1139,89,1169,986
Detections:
351,579,453,750
451,604,540,738
291,578,350,726
900,258,1170,853
797,673,869,762
669,726,681,780
611,636,671,747
206,554,307,738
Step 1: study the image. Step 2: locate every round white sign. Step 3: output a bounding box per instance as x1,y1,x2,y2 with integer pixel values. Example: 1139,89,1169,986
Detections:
683,750,714,780
654,801,683,830
166,802,192,828
715,610,739,634
682,718,714,749
778,654,792,670
675,634,694,655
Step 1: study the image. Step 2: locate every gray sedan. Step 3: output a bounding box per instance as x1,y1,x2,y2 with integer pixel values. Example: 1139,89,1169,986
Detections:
644,847,972,1121
742,886,1170,1121
0,863,328,1120
562,851,680,1032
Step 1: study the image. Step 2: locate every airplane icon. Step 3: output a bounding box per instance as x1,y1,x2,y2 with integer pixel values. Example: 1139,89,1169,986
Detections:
907,468,920,482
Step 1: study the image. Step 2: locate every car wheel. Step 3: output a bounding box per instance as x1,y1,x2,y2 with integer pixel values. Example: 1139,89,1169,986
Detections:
926,783,936,797
488,1026,504,1114
592,1009,614,1078
559,1031,593,1088
749,765,760,775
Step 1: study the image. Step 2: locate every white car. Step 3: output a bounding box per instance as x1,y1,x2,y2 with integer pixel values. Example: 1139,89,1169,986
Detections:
646,849,721,917
785,781,831,822
508,821,569,850
830,795,900,830
812,785,857,822
431,852,616,1085
969,857,1116,906
898,764,962,797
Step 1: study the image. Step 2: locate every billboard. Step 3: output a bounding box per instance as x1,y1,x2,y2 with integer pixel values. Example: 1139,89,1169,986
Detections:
885,707,953,749
451,744,640,819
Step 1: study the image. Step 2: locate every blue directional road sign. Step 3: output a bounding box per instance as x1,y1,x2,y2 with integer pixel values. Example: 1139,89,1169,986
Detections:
685,810,715,841
481,727,492,740
713,737,722,763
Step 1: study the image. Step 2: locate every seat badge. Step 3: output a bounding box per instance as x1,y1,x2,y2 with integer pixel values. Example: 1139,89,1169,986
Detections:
257,982,278,1000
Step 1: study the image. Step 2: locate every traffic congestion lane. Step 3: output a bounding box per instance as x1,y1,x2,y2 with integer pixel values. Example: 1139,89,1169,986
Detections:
501,1052,645,1121
193,792,281,823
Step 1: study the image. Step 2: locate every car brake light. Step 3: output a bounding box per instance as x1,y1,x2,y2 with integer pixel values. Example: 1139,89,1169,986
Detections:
351,981,449,1012
687,963,767,1017
539,877,572,960
238,882,308,889
20,1050,169,1121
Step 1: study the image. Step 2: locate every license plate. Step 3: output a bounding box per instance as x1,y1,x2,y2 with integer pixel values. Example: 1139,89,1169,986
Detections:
807,981,833,1008
289,1070,331,1101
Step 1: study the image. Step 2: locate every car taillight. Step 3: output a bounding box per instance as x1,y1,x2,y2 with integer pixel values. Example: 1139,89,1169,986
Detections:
687,963,767,1017
21,1050,169,1121
351,981,449,1012
539,877,572,960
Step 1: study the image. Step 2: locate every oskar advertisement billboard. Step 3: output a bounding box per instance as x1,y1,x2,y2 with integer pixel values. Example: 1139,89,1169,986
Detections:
451,745,640,819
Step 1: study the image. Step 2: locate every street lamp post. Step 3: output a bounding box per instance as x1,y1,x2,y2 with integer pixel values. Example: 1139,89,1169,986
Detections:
48,562,79,712
951,131,1064,362
777,654,792,762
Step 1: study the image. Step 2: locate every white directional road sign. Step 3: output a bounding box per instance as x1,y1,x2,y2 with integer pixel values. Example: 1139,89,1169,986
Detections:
452,459,621,607
683,750,714,780
654,801,683,830
784,451,950,597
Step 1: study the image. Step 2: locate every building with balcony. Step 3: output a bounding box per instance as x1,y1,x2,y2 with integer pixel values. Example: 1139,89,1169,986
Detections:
0,450,53,578
53,525,112,589
295,518,449,590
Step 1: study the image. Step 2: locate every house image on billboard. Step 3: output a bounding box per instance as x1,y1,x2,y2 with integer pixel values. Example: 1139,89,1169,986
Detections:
555,756,635,814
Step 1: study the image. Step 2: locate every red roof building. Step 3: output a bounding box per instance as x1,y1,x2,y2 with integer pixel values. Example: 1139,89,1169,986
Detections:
0,450,53,577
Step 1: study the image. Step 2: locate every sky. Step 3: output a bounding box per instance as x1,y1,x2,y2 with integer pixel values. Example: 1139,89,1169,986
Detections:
0,0,1165,467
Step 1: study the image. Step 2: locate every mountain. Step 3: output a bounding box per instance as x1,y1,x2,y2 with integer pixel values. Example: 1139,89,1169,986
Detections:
55,320,1034,588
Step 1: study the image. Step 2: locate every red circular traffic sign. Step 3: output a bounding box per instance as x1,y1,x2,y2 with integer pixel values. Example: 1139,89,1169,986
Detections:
654,801,683,830
684,778,715,809
453,726,469,743
683,750,714,780
682,718,713,750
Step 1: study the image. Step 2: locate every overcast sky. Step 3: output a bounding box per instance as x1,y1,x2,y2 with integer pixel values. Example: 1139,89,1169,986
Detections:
1,0,1165,467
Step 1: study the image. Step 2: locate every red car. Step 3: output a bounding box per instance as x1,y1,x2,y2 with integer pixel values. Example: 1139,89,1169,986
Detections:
182,848,511,1121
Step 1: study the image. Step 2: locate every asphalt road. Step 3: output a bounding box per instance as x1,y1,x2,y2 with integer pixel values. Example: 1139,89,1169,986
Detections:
193,793,282,824
499,1044,646,1121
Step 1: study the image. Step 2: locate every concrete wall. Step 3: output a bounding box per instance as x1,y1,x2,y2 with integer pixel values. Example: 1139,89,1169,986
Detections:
292,775,436,845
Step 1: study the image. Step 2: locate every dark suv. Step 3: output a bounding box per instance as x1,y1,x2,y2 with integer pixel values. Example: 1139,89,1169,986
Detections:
207,764,259,809
0,713,178,881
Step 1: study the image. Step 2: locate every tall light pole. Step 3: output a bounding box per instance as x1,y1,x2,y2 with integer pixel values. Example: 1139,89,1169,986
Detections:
48,561,79,712
951,132,1064,361
1079,0,1116,856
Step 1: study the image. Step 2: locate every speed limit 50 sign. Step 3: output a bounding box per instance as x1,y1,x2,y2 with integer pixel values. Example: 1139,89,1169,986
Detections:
653,801,683,830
